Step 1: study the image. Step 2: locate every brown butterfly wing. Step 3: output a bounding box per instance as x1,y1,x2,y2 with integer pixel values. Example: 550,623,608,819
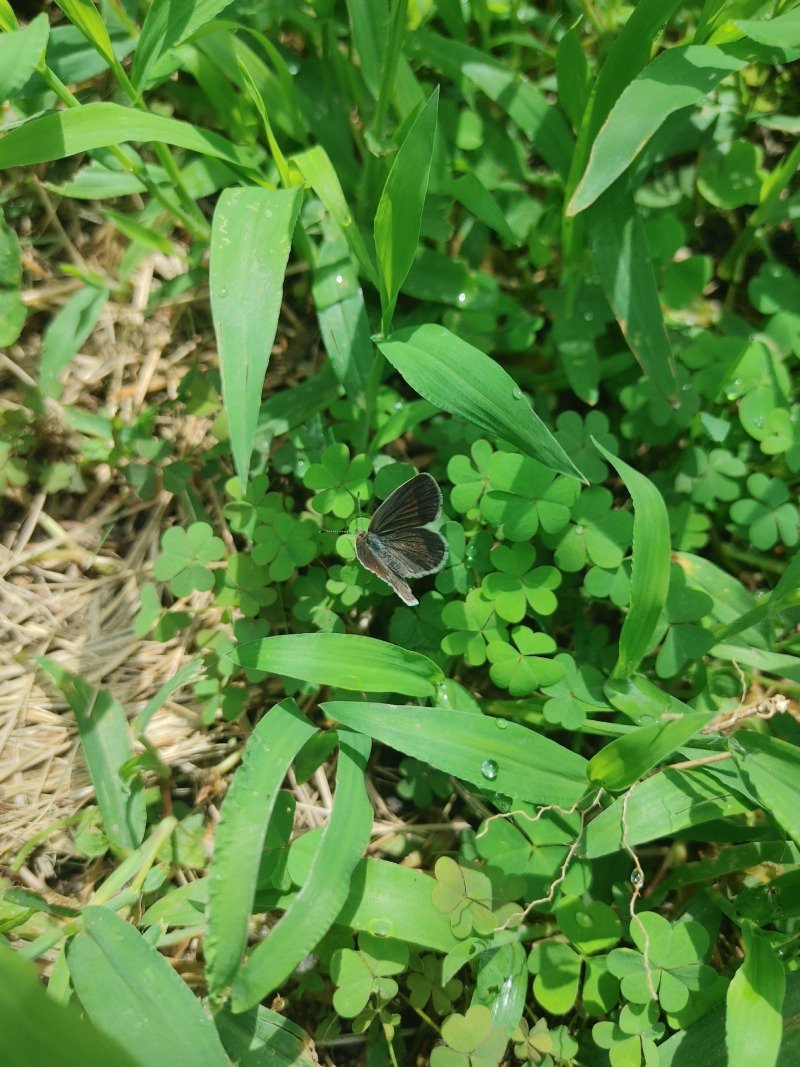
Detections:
369,473,442,537
377,528,448,578
355,533,418,606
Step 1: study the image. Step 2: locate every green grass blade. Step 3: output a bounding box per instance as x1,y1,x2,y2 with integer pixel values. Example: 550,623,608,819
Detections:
68,907,228,1066
588,180,679,398
226,633,443,697
587,709,717,791
0,102,258,170
0,939,137,1067
378,323,585,481
726,921,785,1067
569,46,746,215
206,699,318,997
374,87,439,333
210,185,302,485
593,441,671,679
231,732,373,1010
411,29,573,178
52,0,120,74
583,766,749,858
37,658,145,851
731,733,800,844
39,284,109,398
216,1004,317,1066
322,702,588,807
0,13,48,103
131,0,235,93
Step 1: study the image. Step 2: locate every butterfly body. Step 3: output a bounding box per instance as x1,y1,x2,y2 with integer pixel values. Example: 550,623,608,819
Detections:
353,473,448,606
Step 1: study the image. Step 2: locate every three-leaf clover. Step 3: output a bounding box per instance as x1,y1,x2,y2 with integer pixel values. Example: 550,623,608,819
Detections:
512,1018,552,1065
252,512,319,580
486,626,564,695
554,410,619,484
540,654,609,729
729,473,799,549
430,1005,508,1067
481,543,561,623
761,406,800,471
216,553,276,617
329,932,409,1018
655,563,714,678
407,953,463,1015
475,809,584,904
674,446,746,506
396,757,452,808
441,590,507,666
448,439,494,515
480,452,578,541
432,857,496,938
153,522,225,596
543,486,633,572
303,442,372,517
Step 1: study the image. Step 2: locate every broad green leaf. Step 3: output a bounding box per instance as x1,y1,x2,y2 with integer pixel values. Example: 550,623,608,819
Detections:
374,87,439,332
0,103,257,171
411,29,573,177
0,939,136,1067
587,710,717,790
321,702,588,807
39,285,109,398
734,10,800,49
132,0,235,92
731,732,800,844
210,186,302,485
0,13,48,103
68,907,228,1066
231,732,372,1010
292,145,376,283
216,1004,317,1066
594,441,670,679
726,921,785,1067
206,699,318,995
378,324,585,481
569,46,746,214
583,766,749,858
37,658,145,851
226,633,443,697
588,180,679,398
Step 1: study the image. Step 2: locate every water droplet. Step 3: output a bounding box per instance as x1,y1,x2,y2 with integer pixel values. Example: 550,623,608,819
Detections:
575,524,585,535
495,718,508,730
639,714,655,726
791,411,798,423
583,310,594,321
682,382,692,392
481,759,498,781
512,387,523,400
335,274,344,285
754,416,765,428
369,918,394,937
630,869,644,888
219,287,228,297
734,378,743,388
457,292,466,304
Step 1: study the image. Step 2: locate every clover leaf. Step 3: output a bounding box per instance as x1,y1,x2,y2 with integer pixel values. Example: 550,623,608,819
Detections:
554,410,619,484
481,543,561,623
407,953,463,1015
668,500,712,552
252,512,319,580
303,442,372,517
655,563,714,678
330,932,409,1018
620,369,699,445
727,340,791,442
224,474,285,538
729,473,799,550
511,1018,552,1065
761,406,800,471
134,582,190,640
698,139,763,209
528,941,582,1015
544,486,633,573
607,913,720,1019
447,439,494,515
432,857,496,938
431,1005,508,1067
153,522,225,596
487,626,563,695
674,446,746,506
592,1009,664,1067
540,653,609,729
216,553,276,618
480,451,578,541
748,261,800,316
475,809,584,904
441,590,507,666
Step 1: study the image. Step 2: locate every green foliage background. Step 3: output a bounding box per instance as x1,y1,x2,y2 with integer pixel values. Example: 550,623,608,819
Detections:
2,0,800,1065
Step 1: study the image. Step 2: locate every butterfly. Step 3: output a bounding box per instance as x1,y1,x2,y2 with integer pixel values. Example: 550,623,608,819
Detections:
353,472,448,606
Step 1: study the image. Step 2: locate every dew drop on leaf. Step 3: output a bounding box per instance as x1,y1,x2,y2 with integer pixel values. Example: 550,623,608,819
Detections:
369,918,394,937
630,869,644,888
495,718,508,730
480,758,499,781
512,387,523,400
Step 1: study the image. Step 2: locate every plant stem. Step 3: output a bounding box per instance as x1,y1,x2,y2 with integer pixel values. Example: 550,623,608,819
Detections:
360,346,385,451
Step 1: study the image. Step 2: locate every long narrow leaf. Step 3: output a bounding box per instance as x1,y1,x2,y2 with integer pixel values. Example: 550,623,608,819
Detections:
322,702,588,807
37,658,145,851
68,907,228,1066
726,921,785,1067
210,185,302,484
39,284,109,398
0,13,48,103
231,732,372,1010
593,441,671,679
226,633,443,698
132,0,235,92
378,323,585,480
731,732,800,844
206,699,318,995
